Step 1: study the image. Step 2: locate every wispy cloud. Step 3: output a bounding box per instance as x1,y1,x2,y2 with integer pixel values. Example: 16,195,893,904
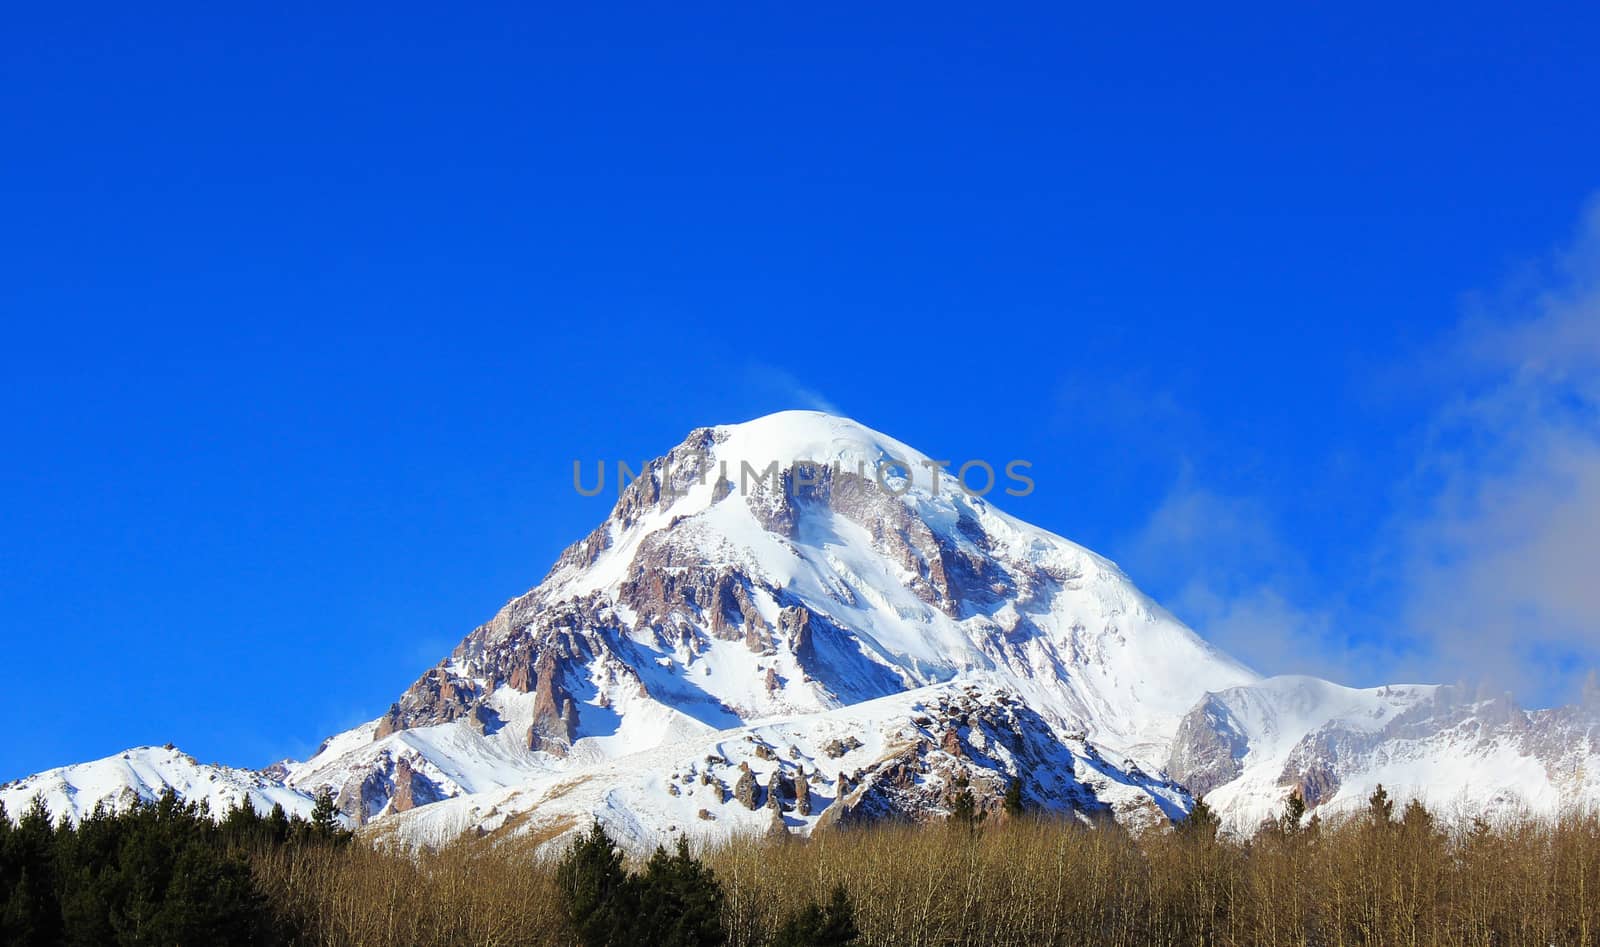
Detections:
1123,480,1384,684
1393,198,1600,702
743,363,844,416
1125,199,1600,705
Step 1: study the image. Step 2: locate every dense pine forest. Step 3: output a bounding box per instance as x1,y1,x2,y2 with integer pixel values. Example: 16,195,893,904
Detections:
5,787,1600,945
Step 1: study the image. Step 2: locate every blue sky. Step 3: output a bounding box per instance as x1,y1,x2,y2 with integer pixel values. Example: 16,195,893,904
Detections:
3,2,1599,780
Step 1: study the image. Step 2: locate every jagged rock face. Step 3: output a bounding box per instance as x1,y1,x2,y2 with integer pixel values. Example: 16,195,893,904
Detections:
1165,677,1600,832
259,759,294,781
526,650,578,755
823,737,862,758
733,765,759,810
387,757,445,814
374,665,481,739
327,749,448,825
810,684,1185,834
335,768,390,824
764,772,790,811
389,757,420,812
1167,694,1249,798
30,412,1599,849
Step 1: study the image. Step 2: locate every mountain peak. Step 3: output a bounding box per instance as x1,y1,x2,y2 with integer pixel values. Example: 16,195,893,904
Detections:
708,410,931,472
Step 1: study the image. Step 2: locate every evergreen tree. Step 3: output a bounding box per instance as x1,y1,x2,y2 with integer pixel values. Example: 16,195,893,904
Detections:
1277,790,1307,837
556,824,728,947
1,796,63,946
220,796,265,848
772,884,860,947
947,775,985,830
1180,797,1220,841
1400,797,1435,837
1002,778,1024,818
139,841,267,945
634,836,726,947
308,789,347,844
54,802,120,945
556,822,636,947
1367,784,1394,825
266,803,291,847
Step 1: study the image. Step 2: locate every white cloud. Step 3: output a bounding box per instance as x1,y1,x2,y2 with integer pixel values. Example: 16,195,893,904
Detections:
1395,199,1600,702
1122,482,1369,682
1123,199,1600,705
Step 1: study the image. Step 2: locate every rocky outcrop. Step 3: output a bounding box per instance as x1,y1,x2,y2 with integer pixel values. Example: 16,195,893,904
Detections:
506,655,535,693
329,752,446,824
1292,761,1340,808
764,808,789,838
733,764,759,810
778,606,815,662
615,554,772,646
334,769,388,824
823,736,863,758
1166,693,1249,799
765,772,792,812
374,665,480,740
527,649,578,755
388,756,445,814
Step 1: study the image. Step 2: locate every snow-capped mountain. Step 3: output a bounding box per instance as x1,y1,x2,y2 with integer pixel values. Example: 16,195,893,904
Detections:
1168,676,1600,831
7,412,1599,845
0,745,318,822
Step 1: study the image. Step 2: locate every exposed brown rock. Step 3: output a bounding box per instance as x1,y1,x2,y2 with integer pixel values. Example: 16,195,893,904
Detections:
1291,763,1340,808
374,703,403,740
390,757,420,813
764,808,789,838
334,769,388,826
823,736,862,758
733,764,759,810
372,666,480,740
527,650,578,756
1166,693,1248,798
778,606,815,662
506,656,534,693
765,772,792,811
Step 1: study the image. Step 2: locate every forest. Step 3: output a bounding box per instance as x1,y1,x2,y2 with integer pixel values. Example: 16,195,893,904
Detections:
4,786,1600,946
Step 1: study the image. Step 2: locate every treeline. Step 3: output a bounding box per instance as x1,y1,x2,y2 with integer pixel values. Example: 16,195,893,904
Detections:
0,789,348,945
8,785,1600,945
256,788,1600,947
554,823,857,947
